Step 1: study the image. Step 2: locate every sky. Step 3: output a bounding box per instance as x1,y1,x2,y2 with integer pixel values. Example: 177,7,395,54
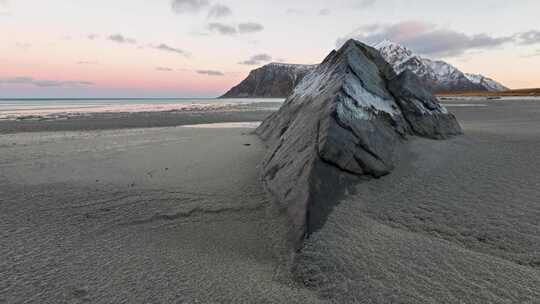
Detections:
0,0,539,98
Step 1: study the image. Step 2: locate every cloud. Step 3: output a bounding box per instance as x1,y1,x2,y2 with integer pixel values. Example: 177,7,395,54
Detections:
521,49,540,58
77,61,99,65
207,22,264,36
318,9,331,16
0,76,94,87
171,0,209,14
152,43,189,56
208,4,232,18
156,67,173,72
238,22,264,34
286,9,304,15
94,34,190,57
354,0,376,8
196,69,224,76
15,42,31,49
0,0,8,12
108,34,137,44
207,22,237,35
239,54,272,65
337,21,514,57
515,30,540,45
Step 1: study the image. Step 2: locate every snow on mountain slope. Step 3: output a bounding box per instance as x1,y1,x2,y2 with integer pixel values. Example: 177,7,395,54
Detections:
465,73,509,92
375,40,508,93
221,41,508,98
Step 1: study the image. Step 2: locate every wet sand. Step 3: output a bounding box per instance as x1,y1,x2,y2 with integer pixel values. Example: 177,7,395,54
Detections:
0,109,274,134
1,99,540,303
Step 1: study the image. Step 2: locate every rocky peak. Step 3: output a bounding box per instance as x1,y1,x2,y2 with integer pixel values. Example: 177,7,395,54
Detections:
374,40,414,68
375,40,508,92
266,62,317,70
220,63,316,98
256,39,462,253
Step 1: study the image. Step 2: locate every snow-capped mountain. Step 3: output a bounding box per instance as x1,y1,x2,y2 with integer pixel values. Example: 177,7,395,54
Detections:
221,41,508,98
375,40,508,93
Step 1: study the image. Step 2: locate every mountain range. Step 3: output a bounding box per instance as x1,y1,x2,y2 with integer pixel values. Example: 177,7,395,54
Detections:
375,40,508,93
221,41,508,98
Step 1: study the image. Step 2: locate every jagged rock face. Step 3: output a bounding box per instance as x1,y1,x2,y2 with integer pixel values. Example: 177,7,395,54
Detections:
220,63,317,98
256,40,462,251
376,40,508,93
388,70,464,138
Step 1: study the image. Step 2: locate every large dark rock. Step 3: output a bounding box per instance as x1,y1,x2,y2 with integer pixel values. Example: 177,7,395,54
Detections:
256,39,462,252
220,63,317,98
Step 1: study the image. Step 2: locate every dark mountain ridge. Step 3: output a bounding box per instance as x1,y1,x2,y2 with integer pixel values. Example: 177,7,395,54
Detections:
220,63,316,98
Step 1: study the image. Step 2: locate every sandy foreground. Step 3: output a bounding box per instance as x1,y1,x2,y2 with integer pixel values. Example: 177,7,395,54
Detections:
1,99,540,303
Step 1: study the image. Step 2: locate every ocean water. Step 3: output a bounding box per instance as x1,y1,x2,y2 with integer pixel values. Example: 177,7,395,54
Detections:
2,96,538,121
0,98,284,120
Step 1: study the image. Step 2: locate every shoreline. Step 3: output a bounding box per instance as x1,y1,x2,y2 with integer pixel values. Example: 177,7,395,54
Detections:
0,109,274,134
436,88,540,97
